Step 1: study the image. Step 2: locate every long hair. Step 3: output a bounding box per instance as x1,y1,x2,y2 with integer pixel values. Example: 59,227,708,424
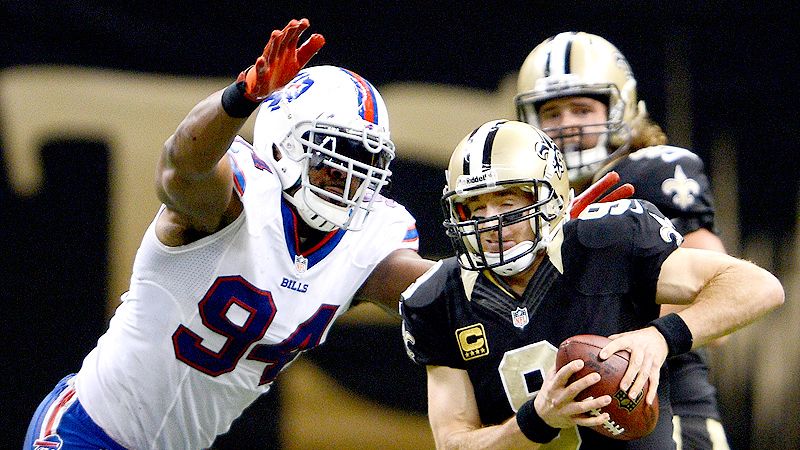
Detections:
629,114,668,151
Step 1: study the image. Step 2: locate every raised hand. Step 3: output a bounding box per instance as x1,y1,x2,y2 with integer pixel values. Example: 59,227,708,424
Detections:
569,171,635,219
239,18,325,101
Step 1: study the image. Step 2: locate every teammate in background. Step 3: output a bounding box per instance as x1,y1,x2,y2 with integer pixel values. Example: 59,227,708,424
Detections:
24,18,434,449
515,32,729,448
400,120,783,449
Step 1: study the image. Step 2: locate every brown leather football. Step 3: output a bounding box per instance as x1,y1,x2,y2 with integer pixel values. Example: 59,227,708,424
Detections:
556,334,659,440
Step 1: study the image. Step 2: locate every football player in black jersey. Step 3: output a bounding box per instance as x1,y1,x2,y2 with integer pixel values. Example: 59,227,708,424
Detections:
514,32,729,449
400,120,783,449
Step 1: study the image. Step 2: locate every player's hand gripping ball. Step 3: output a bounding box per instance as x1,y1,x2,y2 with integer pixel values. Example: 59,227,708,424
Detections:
556,334,658,440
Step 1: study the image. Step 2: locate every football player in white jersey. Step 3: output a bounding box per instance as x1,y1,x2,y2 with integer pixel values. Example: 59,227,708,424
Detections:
515,32,732,449
24,18,434,450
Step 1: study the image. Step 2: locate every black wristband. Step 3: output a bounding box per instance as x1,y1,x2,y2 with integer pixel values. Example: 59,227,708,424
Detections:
649,312,693,357
516,397,560,444
221,81,261,118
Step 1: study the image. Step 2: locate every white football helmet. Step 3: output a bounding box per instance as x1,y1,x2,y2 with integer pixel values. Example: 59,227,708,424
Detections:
253,65,395,231
442,120,570,276
515,32,642,185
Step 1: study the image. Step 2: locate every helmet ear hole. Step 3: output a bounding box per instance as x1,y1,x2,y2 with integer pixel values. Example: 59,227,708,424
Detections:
455,203,469,221
272,143,283,161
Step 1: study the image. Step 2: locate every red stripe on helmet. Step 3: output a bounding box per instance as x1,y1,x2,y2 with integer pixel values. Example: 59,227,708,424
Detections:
341,68,378,124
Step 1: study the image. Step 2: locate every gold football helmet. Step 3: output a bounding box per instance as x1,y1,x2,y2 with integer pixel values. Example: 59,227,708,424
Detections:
442,120,569,276
515,32,642,185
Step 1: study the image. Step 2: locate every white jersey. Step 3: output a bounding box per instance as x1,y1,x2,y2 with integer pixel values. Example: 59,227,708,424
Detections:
74,137,419,450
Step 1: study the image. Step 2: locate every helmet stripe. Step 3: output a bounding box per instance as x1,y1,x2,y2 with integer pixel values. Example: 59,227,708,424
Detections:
546,32,575,77
463,125,481,175
482,123,502,170
463,120,507,175
564,39,573,74
544,48,552,77
341,68,378,124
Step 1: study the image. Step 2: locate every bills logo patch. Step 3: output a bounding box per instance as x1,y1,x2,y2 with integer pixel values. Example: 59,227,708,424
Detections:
262,72,315,111
33,434,63,449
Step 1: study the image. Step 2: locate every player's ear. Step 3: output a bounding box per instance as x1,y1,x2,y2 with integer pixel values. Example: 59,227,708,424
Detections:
272,143,283,161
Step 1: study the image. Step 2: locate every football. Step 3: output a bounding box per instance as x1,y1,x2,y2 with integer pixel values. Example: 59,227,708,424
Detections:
555,334,658,440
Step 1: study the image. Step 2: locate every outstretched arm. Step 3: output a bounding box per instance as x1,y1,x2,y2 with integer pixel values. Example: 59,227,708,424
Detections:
355,249,436,310
660,227,730,346
655,248,783,347
156,18,324,234
601,248,784,405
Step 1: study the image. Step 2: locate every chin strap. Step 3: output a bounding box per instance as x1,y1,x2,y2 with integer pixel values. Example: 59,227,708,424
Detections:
488,217,565,277
487,241,536,277
282,190,338,232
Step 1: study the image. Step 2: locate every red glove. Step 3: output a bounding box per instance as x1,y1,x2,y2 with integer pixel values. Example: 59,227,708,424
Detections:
569,171,635,219
238,18,325,101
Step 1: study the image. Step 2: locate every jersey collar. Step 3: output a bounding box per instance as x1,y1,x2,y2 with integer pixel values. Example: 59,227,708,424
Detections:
281,199,346,271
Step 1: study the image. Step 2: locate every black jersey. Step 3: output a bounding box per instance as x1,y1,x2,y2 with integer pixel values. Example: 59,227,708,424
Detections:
608,145,721,420
608,145,716,235
402,200,680,449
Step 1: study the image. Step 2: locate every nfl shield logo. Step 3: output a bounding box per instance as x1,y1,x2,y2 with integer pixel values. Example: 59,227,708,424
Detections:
511,307,529,329
294,255,308,273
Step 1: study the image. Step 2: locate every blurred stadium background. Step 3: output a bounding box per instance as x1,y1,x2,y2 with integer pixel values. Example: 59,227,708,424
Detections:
2,2,798,449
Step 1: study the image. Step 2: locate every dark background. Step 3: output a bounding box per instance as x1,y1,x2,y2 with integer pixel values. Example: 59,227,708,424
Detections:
3,1,798,449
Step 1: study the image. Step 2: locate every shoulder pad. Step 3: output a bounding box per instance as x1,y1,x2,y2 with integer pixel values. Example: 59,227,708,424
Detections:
561,200,681,294
617,145,716,219
627,145,700,163
569,199,683,249
401,258,461,309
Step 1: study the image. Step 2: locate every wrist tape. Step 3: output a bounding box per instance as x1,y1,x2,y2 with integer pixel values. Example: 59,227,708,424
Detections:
516,397,560,443
221,81,261,118
649,312,693,358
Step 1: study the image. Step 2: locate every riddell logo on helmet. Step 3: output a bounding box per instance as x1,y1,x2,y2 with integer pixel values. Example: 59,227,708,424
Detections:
534,74,580,92
456,170,498,190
